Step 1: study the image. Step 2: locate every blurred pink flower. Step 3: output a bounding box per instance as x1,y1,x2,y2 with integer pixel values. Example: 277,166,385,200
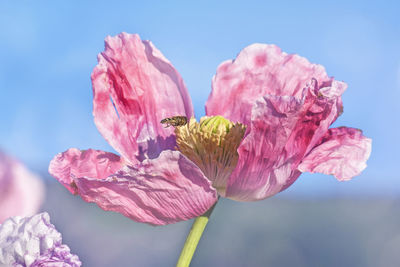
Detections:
0,150,44,223
0,212,81,266
49,33,371,225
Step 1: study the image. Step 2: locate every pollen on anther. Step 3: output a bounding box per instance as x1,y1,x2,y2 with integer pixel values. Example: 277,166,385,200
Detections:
174,116,246,196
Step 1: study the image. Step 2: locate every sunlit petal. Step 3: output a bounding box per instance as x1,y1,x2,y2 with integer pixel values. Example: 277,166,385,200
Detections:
48,148,124,194
74,151,217,225
298,127,372,180
92,33,193,163
206,43,331,126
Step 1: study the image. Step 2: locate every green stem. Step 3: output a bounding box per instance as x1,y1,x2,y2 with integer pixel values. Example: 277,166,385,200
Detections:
176,201,218,267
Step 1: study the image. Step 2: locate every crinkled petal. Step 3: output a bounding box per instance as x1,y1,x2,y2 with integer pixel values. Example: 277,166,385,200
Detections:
298,127,372,180
0,212,81,267
303,80,347,154
92,33,194,164
0,151,44,223
74,150,217,225
206,43,332,126
48,148,124,194
225,77,348,201
225,95,304,201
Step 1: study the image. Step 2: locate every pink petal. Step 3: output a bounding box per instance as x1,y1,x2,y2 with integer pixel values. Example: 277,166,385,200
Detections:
74,150,217,225
225,95,304,201
206,43,332,126
303,80,347,154
92,33,194,164
0,151,44,223
225,78,347,201
298,127,372,181
48,148,124,194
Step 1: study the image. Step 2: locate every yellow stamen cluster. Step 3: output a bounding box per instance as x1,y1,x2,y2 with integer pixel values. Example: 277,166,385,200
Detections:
175,116,246,195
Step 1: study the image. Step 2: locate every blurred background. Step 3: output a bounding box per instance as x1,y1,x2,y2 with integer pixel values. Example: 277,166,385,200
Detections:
0,1,399,266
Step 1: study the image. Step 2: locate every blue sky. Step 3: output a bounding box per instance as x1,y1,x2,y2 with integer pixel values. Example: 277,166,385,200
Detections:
0,0,399,196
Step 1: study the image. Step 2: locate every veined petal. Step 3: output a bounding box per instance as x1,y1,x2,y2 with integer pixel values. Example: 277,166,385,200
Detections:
48,148,124,194
225,79,349,201
206,44,331,126
74,150,217,225
298,127,372,180
0,151,44,223
92,33,194,164
302,80,347,155
225,95,304,201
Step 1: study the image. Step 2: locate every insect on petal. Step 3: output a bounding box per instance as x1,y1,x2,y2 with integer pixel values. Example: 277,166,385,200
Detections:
92,33,194,164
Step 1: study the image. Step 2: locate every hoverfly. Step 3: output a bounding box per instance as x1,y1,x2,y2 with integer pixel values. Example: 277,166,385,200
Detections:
160,116,188,128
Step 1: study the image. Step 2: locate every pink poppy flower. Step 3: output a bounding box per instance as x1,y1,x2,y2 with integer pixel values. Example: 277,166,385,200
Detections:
49,33,371,225
0,150,44,223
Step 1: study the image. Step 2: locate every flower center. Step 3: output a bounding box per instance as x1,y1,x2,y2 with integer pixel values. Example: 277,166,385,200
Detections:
174,115,246,195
